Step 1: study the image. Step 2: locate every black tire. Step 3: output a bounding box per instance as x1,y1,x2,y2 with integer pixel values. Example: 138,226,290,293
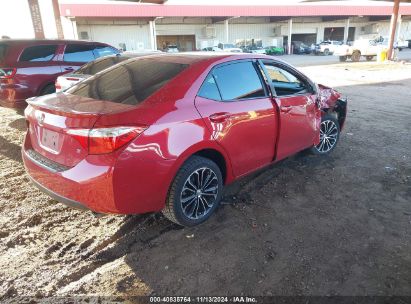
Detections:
324,49,330,56
366,55,374,61
163,156,223,227
351,50,361,62
310,114,340,155
339,56,348,62
40,84,56,96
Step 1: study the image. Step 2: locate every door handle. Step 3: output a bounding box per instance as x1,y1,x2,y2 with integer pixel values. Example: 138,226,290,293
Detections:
64,67,74,71
209,112,231,123
281,105,292,113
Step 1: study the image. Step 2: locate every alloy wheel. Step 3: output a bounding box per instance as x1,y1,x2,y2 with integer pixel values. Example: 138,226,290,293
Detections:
315,120,338,153
180,167,219,220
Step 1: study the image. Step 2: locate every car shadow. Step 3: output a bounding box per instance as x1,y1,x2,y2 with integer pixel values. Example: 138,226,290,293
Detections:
0,135,22,163
8,118,27,132
85,150,338,296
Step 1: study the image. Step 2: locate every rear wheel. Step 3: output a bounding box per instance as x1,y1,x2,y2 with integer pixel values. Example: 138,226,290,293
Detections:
40,84,56,96
163,156,223,227
351,51,361,62
310,114,340,155
339,56,348,62
366,55,374,61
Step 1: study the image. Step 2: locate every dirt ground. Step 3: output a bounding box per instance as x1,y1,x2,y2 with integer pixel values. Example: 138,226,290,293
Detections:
0,60,410,301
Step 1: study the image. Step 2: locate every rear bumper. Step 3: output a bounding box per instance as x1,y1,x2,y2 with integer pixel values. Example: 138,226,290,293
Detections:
27,173,89,211
22,133,175,215
0,86,30,108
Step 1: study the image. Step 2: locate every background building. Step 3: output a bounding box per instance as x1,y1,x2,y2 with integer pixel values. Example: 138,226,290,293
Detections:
1,0,411,52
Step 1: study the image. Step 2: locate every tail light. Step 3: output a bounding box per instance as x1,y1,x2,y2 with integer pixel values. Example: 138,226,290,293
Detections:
0,68,16,79
55,79,61,91
67,126,147,155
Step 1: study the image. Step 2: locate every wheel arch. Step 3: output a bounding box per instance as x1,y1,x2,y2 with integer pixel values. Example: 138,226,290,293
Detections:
169,142,235,186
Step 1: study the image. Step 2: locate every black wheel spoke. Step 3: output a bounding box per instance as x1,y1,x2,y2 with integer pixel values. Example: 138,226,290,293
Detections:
180,167,219,220
315,119,338,153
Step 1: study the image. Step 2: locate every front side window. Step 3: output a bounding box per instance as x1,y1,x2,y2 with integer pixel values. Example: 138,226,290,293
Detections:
19,45,57,62
212,61,265,101
64,44,95,63
262,63,308,97
67,59,188,105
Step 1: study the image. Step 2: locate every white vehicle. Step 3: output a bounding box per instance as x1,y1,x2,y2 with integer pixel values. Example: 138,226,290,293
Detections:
396,39,408,50
334,37,399,62
215,43,243,53
314,40,343,55
165,45,179,53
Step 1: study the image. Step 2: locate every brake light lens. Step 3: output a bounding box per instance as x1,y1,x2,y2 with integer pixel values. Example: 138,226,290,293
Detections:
67,126,147,155
0,68,16,79
55,79,61,91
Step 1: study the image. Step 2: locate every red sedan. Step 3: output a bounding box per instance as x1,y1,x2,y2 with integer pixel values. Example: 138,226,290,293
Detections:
22,53,347,226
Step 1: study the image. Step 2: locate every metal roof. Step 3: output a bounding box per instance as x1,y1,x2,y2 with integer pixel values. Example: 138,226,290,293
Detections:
60,3,411,18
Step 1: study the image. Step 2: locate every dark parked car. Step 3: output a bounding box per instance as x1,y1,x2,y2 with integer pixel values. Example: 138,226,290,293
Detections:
0,39,119,108
292,41,311,54
23,53,347,226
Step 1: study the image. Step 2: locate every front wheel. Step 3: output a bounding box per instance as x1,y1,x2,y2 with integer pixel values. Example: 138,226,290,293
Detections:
310,114,340,155
351,51,361,62
163,156,223,227
366,55,374,61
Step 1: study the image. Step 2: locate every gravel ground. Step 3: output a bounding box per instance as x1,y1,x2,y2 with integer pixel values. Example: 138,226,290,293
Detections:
0,60,410,300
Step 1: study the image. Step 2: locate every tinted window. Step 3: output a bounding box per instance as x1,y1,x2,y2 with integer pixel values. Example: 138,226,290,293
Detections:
198,74,221,101
19,45,57,62
67,59,188,105
64,44,95,62
93,46,119,59
0,44,7,62
75,56,129,75
212,61,265,100
263,63,308,96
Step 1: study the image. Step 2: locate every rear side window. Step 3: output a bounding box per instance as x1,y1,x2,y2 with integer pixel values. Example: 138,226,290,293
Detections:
198,74,221,101
75,56,128,75
93,46,119,59
64,44,95,63
212,61,265,100
67,59,188,105
19,45,57,62
0,44,7,62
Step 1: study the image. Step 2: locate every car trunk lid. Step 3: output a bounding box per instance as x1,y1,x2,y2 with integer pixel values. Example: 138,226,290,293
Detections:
25,93,136,167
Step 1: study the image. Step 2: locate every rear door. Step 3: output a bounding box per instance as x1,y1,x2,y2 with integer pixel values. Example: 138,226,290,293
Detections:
61,44,96,74
260,60,320,161
16,44,61,95
195,60,278,177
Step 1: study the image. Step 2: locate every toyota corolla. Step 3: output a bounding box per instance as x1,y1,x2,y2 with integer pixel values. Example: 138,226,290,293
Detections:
22,53,347,226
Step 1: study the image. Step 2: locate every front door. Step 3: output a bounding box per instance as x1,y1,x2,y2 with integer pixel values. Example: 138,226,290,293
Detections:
195,60,278,177
260,60,320,161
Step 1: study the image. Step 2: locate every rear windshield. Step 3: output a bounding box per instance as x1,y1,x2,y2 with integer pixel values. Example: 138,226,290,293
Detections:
0,44,7,62
67,59,188,105
75,56,128,75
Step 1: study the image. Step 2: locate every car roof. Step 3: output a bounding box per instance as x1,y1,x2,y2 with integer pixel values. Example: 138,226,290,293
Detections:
129,52,270,64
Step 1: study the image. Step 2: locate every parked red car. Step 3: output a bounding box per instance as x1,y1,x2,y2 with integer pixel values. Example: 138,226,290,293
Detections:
22,53,347,226
0,39,119,108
